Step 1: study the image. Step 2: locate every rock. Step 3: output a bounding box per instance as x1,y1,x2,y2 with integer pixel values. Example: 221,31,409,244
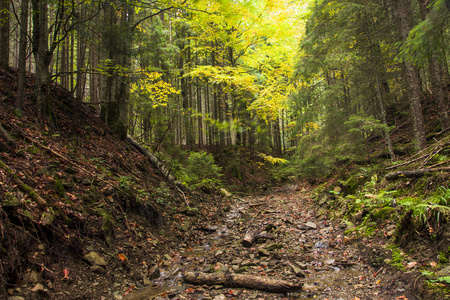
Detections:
220,188,232,198
31,283,45,292
213,295,226,300
258,249,270,256
97,208,115,246
314,240,329,249
2,193,21,207
296,262,308,270
84,251,107,266
438,265,450,276
148,264,160,280
334,186,342,194
90,265,106,274
25,270,39,283
40,211,55,226
318,195,329,206
265,243,283,251
305,222,317,229
264,224,277,232
289,262,306,277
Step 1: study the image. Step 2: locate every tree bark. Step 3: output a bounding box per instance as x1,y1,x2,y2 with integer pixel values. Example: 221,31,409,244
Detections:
183,271,303,293
385,167,450,181
242,228,263,248
32,0,52,121
16,0,29,112
0,0,10,67
395,0,427,151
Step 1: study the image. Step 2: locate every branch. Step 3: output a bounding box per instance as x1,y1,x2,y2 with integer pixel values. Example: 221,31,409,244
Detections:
385,167,450,181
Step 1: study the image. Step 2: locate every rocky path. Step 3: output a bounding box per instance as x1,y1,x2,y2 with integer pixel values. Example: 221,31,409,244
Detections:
126,186,419,300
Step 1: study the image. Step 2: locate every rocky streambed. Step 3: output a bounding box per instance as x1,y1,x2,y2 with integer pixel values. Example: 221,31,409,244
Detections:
125,186,419,300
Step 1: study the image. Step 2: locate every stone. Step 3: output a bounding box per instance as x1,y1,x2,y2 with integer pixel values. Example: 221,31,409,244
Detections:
289,262,306,277
213,295,226,300
265,243,283,251
148,264,160,280
296,262,308,270
305,222,317,229
90,265,106,274
438,265,450,276
26,270,39,283
31,283,44,292
334,186,342,194
314,240,329,249
220,188,232,198
84,251,107,266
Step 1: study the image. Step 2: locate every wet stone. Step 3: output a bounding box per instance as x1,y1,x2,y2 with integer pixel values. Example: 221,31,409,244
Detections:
305,222,317,229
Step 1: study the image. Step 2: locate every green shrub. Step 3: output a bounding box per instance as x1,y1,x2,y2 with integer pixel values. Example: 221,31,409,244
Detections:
181,151,222,188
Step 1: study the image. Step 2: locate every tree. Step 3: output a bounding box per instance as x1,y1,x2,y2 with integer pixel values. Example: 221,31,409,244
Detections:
0,0,9,67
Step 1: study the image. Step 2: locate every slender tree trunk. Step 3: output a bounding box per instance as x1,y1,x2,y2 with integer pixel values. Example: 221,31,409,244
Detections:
16,0,29,112
395,0,427,150
32,0,52,122
0,0,10,67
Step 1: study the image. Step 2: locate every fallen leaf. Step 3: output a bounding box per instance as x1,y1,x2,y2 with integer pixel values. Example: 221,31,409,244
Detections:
406,262,417,269
63,269,69,279
396,296,407,299
118,253,128,261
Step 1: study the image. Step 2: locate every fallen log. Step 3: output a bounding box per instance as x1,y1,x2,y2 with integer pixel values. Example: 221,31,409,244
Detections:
126,135,185,190
242,228,262,248
183,271,303,293
241,227,274,248
385,167,450,181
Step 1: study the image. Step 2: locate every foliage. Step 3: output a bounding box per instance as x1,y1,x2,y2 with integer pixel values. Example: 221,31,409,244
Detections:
179,151,223,189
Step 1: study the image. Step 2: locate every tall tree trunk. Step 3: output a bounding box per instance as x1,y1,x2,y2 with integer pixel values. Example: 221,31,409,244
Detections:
32,0,52,122
395,0,427,150
16,0,29,113
0,0,10,67
100,1,132,139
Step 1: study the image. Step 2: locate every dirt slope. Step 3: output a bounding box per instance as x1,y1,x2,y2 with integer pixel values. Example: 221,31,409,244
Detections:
0,67,228,299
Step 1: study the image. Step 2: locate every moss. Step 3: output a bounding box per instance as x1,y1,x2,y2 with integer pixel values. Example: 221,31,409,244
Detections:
26,145,39,154
389,248,406,270
54,179,66,198
438,252,449,264
371,207,395,221
97,208,115,247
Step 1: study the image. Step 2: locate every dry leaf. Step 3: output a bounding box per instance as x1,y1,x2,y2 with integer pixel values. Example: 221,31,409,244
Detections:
118,253,128,261
63,269,69,279
406,262,417,269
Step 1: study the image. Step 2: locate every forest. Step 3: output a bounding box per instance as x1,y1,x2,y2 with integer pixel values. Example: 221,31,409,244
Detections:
0,0,450,299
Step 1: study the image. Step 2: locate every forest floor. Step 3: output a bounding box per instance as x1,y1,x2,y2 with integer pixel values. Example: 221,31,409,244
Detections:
0,67,446,299
123,185,427,300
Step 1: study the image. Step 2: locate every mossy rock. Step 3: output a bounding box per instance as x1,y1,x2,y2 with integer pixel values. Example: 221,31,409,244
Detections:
370,207,395,221
96,208,115,247
2,192,21,207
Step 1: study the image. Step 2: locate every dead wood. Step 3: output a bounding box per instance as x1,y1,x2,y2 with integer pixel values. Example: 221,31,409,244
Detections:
0,124,14,144
242,228,262,248
385,167,450,181
183,271,303,293
242,227,274,248
126,135,185,191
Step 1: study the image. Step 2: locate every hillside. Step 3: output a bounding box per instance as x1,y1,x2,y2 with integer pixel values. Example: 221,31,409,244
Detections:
0,67,233,299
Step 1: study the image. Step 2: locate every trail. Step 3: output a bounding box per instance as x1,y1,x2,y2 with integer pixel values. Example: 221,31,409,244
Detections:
126,185,419,300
